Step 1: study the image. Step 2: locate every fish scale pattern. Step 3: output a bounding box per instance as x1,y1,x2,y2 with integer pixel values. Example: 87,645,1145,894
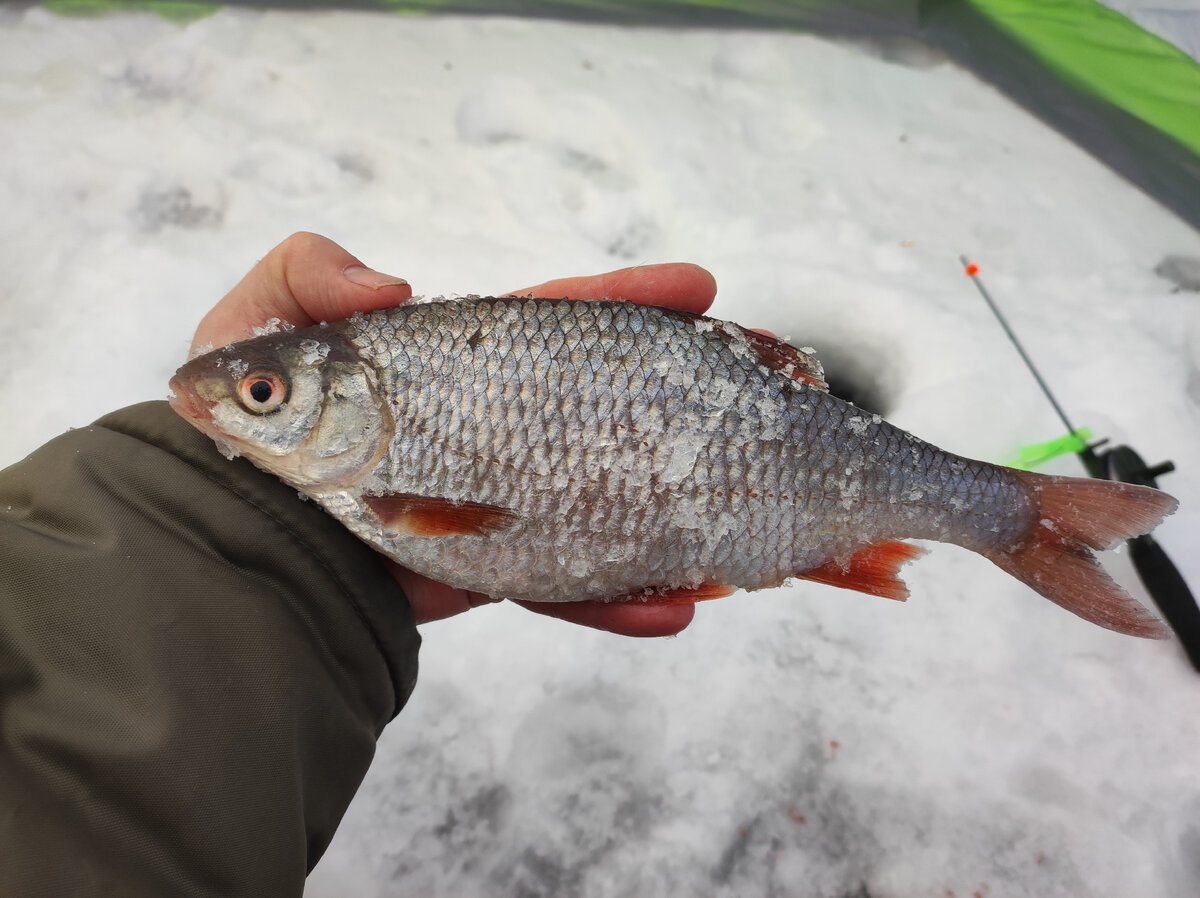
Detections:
327,298,1033,602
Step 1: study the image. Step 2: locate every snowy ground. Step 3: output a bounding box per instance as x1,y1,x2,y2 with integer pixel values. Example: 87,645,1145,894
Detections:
2,6,1200,897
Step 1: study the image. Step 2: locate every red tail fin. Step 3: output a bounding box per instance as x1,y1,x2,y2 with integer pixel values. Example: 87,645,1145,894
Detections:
985,472,1177,638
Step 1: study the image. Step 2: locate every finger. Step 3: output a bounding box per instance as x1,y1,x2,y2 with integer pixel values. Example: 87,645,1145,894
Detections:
191,232,412,354
507,262,717,315
512,599,695,637
392,559,694,636
385,562,501,625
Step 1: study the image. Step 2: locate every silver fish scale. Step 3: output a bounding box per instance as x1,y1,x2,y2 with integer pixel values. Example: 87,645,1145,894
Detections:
333,298,1033,602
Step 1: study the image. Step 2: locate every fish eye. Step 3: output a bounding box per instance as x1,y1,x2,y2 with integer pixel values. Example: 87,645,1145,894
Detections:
237,371,287,414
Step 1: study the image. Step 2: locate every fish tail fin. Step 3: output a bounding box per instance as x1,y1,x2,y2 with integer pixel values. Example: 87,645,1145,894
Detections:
984,471,1177,638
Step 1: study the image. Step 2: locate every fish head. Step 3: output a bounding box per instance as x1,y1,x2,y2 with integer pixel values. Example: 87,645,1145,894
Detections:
169,325,394,491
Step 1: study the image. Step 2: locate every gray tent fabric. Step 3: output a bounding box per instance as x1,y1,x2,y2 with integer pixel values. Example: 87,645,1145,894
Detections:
915,2,1200,235
1102,1,1200,62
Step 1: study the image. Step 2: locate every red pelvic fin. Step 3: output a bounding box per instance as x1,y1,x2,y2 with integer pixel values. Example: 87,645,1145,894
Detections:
363,493,517,537
622,583,737,606
715,322,828,391
797,540,926,601
986,471,1177,638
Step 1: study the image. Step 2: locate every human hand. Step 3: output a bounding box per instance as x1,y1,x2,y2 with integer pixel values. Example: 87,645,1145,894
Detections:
192,232,717,637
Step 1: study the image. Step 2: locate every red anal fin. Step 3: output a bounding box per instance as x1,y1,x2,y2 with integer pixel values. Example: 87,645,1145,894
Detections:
797,541,926,601
617,583,737,606
364,493,517,537
716,322,828,391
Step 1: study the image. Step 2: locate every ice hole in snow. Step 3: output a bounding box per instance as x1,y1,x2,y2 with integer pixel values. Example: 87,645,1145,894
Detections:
804,340,896,417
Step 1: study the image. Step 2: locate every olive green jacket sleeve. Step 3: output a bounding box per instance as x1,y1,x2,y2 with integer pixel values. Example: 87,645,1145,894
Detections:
0,401,419,898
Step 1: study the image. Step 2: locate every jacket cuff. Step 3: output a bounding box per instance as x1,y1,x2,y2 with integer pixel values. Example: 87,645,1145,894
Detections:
96,400,420,724
0,400,419,895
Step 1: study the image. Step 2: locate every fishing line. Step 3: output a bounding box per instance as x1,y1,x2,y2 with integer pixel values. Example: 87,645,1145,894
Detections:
959,256,1078,436
960,255,1200,672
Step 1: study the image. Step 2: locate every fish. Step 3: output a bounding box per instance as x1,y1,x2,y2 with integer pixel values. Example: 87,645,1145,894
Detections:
169,297,1178,637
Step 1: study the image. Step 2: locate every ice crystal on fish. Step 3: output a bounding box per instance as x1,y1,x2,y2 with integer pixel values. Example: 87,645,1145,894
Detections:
214,437,241,460
299,339,329,366
251,317,293,337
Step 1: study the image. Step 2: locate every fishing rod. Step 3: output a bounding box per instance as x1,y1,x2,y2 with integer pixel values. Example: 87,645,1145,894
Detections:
960,256,1200,670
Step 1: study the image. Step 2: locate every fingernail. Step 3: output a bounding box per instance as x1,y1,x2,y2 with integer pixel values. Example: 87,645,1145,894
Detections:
343,265,409,290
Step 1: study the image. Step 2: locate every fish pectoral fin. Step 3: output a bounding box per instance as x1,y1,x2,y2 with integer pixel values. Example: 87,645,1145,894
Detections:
616,583,737,605
796,541,926,601
363,493,518,537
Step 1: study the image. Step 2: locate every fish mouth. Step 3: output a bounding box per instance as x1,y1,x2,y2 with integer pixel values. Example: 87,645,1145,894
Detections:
168,375,216,424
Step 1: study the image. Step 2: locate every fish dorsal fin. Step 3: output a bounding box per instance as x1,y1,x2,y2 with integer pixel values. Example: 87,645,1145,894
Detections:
797,541,926,601
714,322,828,391
364,493,518,537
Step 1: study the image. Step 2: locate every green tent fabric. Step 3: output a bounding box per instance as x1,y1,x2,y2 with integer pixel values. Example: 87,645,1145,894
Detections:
923,0,1200,234
40,0,1200,232
969,0,1199,156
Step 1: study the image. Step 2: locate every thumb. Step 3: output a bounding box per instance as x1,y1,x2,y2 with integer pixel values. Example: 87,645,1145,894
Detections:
191,232,412,354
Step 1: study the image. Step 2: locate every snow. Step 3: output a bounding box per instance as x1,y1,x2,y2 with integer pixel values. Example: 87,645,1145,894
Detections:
2,6,1199,897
